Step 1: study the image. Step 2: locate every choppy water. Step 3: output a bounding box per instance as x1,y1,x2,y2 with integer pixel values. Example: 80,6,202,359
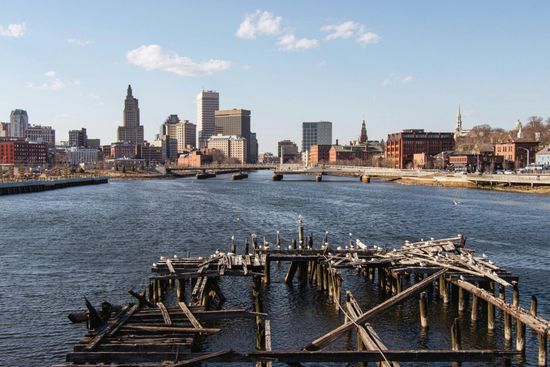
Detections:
0,170,549,366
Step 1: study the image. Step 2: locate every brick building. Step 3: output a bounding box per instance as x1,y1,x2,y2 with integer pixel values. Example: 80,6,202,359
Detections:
177,150,213,167
329,145,368,164
494,139,539,168
111,141,136,159
386,129,455,168
0,138,48,166
309,145,332,164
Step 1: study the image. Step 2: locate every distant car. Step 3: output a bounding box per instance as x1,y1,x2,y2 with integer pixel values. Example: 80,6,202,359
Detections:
504,170,514,175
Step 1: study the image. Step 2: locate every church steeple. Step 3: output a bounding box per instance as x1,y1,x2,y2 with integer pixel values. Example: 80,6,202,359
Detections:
456,105,462,131
359,119,368,144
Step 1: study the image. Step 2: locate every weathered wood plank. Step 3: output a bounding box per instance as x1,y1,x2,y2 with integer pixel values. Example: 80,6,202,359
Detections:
157,302,172,325
305,269,447,350
178,301,203,329
85,304,139,351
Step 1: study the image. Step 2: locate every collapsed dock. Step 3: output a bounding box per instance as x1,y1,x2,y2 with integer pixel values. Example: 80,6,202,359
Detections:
61,221,549,366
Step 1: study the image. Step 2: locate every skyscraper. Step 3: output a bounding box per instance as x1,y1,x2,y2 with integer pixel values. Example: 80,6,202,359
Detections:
215,109,258,163
9,109,29,138
161,114,197,153
196,90,219,148
117,85,144,145
302,121,332,152
69,128,87,147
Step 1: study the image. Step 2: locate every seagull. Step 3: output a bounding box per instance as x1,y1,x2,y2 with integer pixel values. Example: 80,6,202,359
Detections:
173,255,178,259
488,260,494,265
160,256,166,261
482,253,487,258
453,200,461,206
234,215,241,223
460,275,465,280
337,246,342,250
152,263,157,268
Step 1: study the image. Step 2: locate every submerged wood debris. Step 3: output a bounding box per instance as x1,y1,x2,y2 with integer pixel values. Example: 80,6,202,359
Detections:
59,221,550,366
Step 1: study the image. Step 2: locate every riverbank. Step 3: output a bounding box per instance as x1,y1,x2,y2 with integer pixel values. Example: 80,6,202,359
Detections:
0,176,108,195
395,176,550,194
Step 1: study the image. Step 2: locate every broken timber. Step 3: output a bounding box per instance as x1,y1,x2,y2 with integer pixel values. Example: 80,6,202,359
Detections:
62,229,549,366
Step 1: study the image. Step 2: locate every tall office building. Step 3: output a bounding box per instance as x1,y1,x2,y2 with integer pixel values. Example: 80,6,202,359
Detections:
196,90,219,148
117,85,144,145
9,109,29,138
69,128,88,148
161,114,197,153
25,125,56,147
215,109,257,162
207,134,248,164
302,121,332,152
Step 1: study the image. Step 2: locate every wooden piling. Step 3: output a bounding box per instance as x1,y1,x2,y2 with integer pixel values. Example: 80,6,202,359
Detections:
504,312,512,342
471,294,479,321
516,321,525,353
451,318,461,351
531,295,538,316
263,254,270,285
539,333,547,367
458,287,465,313
177,279,185,302
419,291,428,329
488,299,495,331
512,282,519,307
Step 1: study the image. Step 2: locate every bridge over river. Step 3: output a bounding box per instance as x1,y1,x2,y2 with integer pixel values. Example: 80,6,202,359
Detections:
167,164,550,186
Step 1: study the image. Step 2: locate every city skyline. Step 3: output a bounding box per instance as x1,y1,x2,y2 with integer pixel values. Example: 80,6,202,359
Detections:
1,1,550,152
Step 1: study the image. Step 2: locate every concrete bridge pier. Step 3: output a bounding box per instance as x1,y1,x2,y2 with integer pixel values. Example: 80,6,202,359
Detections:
360,175,371,183
272,173,283,181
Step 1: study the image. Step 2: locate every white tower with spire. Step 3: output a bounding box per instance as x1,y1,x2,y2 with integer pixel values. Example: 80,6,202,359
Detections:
454,105,468,139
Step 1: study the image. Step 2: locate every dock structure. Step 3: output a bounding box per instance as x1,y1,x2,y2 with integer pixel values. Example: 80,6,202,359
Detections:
62,223,550,366
0,176,108,195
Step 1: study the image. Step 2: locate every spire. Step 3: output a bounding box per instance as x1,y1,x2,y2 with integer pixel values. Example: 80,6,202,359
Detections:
456,105,462,131
359,118,368,144
127,84,133,97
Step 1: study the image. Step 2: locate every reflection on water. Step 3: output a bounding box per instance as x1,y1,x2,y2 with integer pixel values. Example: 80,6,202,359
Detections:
0,170,548,366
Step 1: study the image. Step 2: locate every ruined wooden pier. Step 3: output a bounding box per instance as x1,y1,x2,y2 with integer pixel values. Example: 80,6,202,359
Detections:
61,222,549,366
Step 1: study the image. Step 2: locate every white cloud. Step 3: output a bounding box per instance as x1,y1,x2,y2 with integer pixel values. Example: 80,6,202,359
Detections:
68,37,93,46
236,10,282,39
278,34,319,51
126,44,231,77
0,23,27,38
321,21,380,46
321,21,360,40
382,74,414,87
357,31,380,45
26,71,80,91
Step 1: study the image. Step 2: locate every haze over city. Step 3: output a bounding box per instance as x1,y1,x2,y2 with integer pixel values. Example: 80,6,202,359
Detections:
1,0,549,152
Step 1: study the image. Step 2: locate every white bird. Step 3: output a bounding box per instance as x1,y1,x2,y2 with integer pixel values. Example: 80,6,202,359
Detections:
482,253,487,258
198,257,203,260
337,246,342,250
488,260,494,265
460,275,465,280
288,245,292,250
152,263,157,268
160,256,166,261
173,255,178,259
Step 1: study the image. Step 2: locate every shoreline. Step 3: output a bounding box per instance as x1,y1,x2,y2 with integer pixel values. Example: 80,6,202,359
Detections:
393,176,550,195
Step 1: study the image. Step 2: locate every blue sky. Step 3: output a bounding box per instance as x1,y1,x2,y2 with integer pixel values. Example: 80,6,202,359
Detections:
1,1,549,152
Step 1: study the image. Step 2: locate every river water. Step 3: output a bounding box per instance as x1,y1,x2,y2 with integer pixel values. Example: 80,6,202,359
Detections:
0,170,549,366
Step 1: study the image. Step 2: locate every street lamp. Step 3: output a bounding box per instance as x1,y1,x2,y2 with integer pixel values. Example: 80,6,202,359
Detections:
517,147,530,168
